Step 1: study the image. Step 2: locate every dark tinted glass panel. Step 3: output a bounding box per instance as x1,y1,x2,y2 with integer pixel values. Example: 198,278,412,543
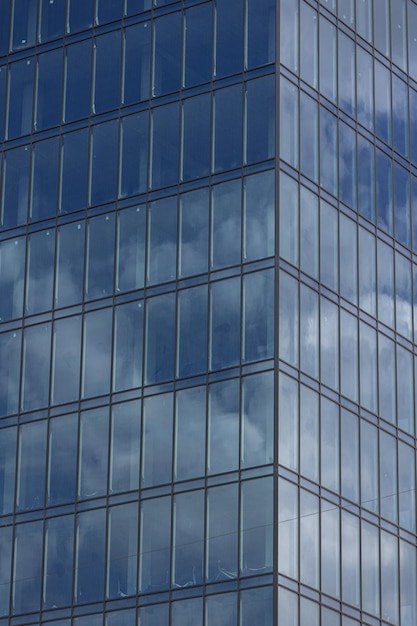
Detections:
31,137,59,220
184,3,212,86
22,322,51,410
215,0,243,77
11,0,36,50
177,285,208,377
47,413,78,504
82,308,112,398
60,128,89,212
247,0,275,67
65,40,92,122
113,301,143,391
147,196,177,285
123,21,151,103
86,212,115,299
145,293,175,384
182,93,211,180
0,427,16,513
52,316,81,405
44,515,74,608
214,85,242,172
151,102,179,188
56,220,85,307
90,120,119,205
0,330,21,417
36,48,62,130
153,12,181,96
141,393,173,487
67,0,94,33
39,0,65,42
7,58,34,138
97,0,123,23
26,229,55,314
75,509,106,603
13,521,43,614
94,30,121,113
0,237,25,322
116,205,146,291
246,75,274,164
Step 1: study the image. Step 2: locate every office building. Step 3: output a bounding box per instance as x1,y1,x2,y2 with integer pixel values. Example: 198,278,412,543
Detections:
0,0,416,624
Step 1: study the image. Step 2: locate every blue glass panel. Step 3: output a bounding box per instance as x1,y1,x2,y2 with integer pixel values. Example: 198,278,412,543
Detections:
147,196,177,285
206,593,237,626
116,205,146,292
94,30,121,113
145,292,175,384
11,0,37,50
36,49,62,130
340,309,358,403
241,587,273,626
151,102,179,188
300,1,318,89
60,128,89,213
47,413,78,504
120,112,149,197
52,316,81,405
113,301,143,391
398,441,415,529
300,490,319,587
240,476,273,574
338,30,355,116
359,321,377,413
215,0,243,77
393,161,410,246
173,490,204,586
378,334,395,423
107,502,138,598
300,91,318,183
44,515,74,608
75,508,106,603
409,0,417,81
280,76,298,168
110,400,141,493
341,511,360,606
13,521,43,613
320,106,337,196
0,2,10,55
211,178,241,269
380,430,397,523
357,46,374,131
208,378,239,473
243,269,274,362
67,0,94,33
182,93,211,180
0,330,21,417
139,496,171,592
97,0,123,23
357,134,375,221
400,538,417,625
320,200,338,292
79,408,109,498
278,478,298,577
7,58,34,138
39,0,65,42
82,308,112,398
0,66,5,142
107,609,136,626
360,420,379,512
376,149,392,234
138,603,169,625
320,296,339,391
279,271,298,368
0,236,25,321
374,0,390,56
321,505,340,598
338,120,356,209
397,346,414,435
374,60,391,144
339,213,357,304
17,420,47,510
358,227,376,316
153,11,181,96
142,393,173,487
171,598,202,626
381,530,399,623
319,16,336,102
210,277,240,370
0,426,16,514
242,371,273,468
300,284,319,379
179,188,209,277
321,397,339,493
177,285,207,377
184,3,212,87
65,40,92,122
31,137,59,220
356,0,372,41
175,386,206,480
123,21,150,104
22,322,51,410
214,84,242,172
392,74,408,157
247,0,275,68
246,74,275,164
86,212,115,299
244,170,274,261
90,120,119,205
56,220,85,307
299,186,318,279
395,250,412,339
0,525,12,615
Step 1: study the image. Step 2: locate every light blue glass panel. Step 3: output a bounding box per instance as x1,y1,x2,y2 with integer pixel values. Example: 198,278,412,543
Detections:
110,400,141,493
376,149,392,234
0,66,5,142
320,106,337,196
356,0,372,41
320,296,339,391
278,373,298,471
300,284,319,379
177,285,207,377
0,426,16,514
211,179,241,269
247,0,275,68
359,321,377,413
398,441,415,531
142,393,173,487
279,172,298,266
116,205,146,291
90,120,119,205
338,120,356,209
138,603,169,626
340,309,358,402
139,496,171,592
0,237,25,322
409,0,417,80
300,597,320,626
7,58,34,138
381,530,399,623
0,330,21,417
277,587,297,626
153,11,181,96
206,593,237,626
280,76,298,168
210,277,240,370
39,0,65,42
13,521,43,614
94,30,121,113
244,170,274,261
361,419,378,515
320,397,339,493
240,476,273,574
241,587,272,626
52,315,81,405
400,538,417,625
35,49,62,130
147,196,177,285
215,0,243,77
11,0,36,50
0,525,11,615
394,162,410,246
214,85,242,172
300,490,319,588
321,503,340,598
56,220,85,307
26,229,54,315
64,40,92,122
175,386,206,480
300,2,317,88
413,175,417,253
358,226,376,316
241,371,273,468
113,301,143,391
338,0,354,25
107,609,136,626
67,0,94,32
182,93,210,180
151,102,179,188
123,21,150,104
208,378,239,474
339,213,357,304
107,502,138,598
380,430,397,523
171,598,202,626
319,17,336,102
300,386,319,482
31,137,59,220
341,511,360,607
397,345,414,435
79,408,109,499
357,134,375,221
338,31,355,116
60,128,89,212
179,188,209,278
82,308,112,398
377,239,394,327
392,75,408,158
75,508,106,603
320,200,338,291
361,520,380,616
390,0,406,69
280,0,298,72
246,74,274,164
209,485,240,583
278,478,298,579
2,145,30,228
375,60,391,144
86,212,115,299
43,515,74,609
299,186,318,279
145,292,175,384
183,3,212,87
300,91,318,183
22,322,51,410
395,251,412,339
374,0,390,56
173,490,204,586
279,271,298,367
47,413,78,505
357,46,374,131
341,409,359,502
378,333,395,424
17,420,47,511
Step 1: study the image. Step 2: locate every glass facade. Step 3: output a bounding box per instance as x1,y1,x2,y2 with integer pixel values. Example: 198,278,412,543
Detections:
0,0,415,625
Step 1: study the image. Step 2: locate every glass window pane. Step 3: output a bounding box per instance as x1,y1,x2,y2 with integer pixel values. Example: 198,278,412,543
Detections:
206,484,238,582
215,0,243,77
340,309,358,403
211,179,241,269
339,213,357,304
341,409,359,502
179,188,209,278
243,269,274,362
52,315,81,405
138,604,169,625
320,106,338,196
119,112,149,197
241,371,273,468
338,120,356,209
300,2,318,88
321,503,340,598
392,75,408,158
400,537,417,624
43,515,74,608
39,0,65,42
184,4,212,86
320,17,337,102
7,58,34,138
395,251,412,339
381,529,399,623
300,386,319,482
320,200,338,290
67,0,94,33
359,321,377,413
279,271,298,368
206,593,237,626
116,205,146,292
26,229,55,315
378,333,396,423
377,239,394,327
0,330,21,417
153,12,181,96
299,186,318,278
107,502,138,598
300,283,319,379
357,134,375,221
320,296,339,391
280,76,298,168
2,145,30,228
173,490,204,586
374,60,391,143
177,285,207,377
244,170,274,261
151,102,179,189
361,420,379,514
47,413,78,505
175,386,206,481
338,31,355,116
300,92,318,183
358,226,376,316
35,49,62,130
13,521,43,614
31,137,59,220
278,478,298,578
60,129,89,213
397,345,414,434
280,0,298,72
113,301,143,392
210,277,241,370
245,75,274,163
110,400,141,493
17,420,47,510
56,220,85,308
380,430,397,523
213,85,242,172
142,393,173,487
65,40,92,122
240,477,273,573
341,511,360,606
94,30,121,113
79,408,109,499
0,525,12,615
398,441,415,531
241,586,273,626
0,237,25,322
86,213,115,300
208,378,239,474
171,598,202,626
357,46,374,131
22,322,51,411
376,149,393,234
90,120,119,205
147,196,177,285
123,21,150,104
182,93,211,180
139,495,171,592
0,426,17,514
75,508,106,603
300,489,319,588
320,397,339,493
145,292,175,384
82,308,112,398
